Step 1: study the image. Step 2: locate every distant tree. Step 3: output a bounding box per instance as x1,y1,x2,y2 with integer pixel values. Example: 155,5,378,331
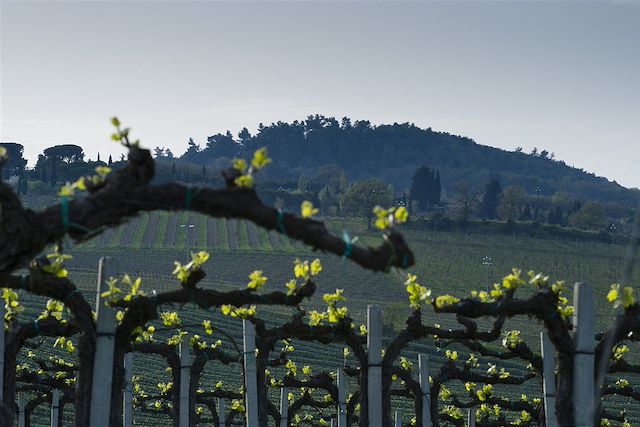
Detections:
50,157,57,188
238,127,251,144
497,185,526,221
409,165,440,212
20,172,28,195
186,137,200,155
37,155,47,182
435,170,442,205
165,149,174,159
340,179,393,229
519,203,532,221
43,144,84,162
205,133,240,158
569,202,607,231
97,152,101,162
318,185,338,215
341,116,352,129
530,147,538,156
153,146,165,158
450,182,480,222
0,143,28,179
108,155,113,166
540,150,549,159
515,146,523,153
480,178,502,219
297,173,310,192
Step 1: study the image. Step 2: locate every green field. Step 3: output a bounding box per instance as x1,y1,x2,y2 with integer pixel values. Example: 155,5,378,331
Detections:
18,213,640,425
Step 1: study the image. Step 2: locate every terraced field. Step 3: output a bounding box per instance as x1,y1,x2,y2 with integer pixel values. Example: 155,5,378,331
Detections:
18,213,640,425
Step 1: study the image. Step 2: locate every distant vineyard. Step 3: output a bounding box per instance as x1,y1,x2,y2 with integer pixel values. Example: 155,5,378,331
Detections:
81,212,301,253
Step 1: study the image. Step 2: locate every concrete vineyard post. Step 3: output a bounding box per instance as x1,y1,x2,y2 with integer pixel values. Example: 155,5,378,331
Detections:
541,332,559,427
468,408,475,427
179,337,192,427
418,354,431,427
17,392,25,427
243,320,259,427
123,352,134,427
50,389,60,427
279,386,288,427
337,368,347,427
394,411,402,427
89,257,118,427
367,305,382,427
218,398,226,427
0,301,4,402
573,282,595,427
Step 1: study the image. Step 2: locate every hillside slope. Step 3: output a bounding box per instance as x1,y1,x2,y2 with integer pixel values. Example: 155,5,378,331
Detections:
178,116,639,206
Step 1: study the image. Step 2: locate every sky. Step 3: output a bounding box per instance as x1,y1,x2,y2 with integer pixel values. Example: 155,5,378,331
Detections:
1,0,639,188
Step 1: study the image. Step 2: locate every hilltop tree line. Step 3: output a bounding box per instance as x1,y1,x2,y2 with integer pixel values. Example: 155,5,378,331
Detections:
2,115,636,233
175,115,639,207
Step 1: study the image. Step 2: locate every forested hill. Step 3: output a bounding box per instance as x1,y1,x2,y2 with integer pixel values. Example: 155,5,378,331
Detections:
177,115,638,206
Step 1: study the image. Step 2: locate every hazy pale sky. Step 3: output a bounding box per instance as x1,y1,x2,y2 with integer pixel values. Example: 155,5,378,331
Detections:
1,0,639,188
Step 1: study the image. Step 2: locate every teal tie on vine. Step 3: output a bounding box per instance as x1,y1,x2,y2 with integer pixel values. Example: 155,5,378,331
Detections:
60,197,91,234
183,186,203,211
276,210,287,236
342,231,353,260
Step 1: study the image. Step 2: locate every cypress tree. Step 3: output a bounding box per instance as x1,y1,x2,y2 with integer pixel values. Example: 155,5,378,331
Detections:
40,162,47,182
435,170,442,206
21,173,28,195
108,155,113,166
480,178,501,219
410,165,437,211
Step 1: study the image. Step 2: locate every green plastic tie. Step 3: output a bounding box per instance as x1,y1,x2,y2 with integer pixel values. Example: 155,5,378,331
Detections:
60,197,91,234
276,210,287,235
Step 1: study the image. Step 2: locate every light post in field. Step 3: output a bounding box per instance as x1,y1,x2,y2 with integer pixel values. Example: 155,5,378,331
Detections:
180,223,195,260
608,223,617,276
482,256,493,292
